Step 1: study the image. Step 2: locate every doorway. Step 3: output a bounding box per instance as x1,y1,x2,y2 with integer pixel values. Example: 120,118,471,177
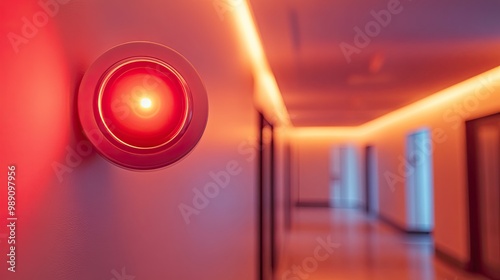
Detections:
364,145,379,215
258,113,276,280
466,113,500,280
330,144,360,208
405,129,434,232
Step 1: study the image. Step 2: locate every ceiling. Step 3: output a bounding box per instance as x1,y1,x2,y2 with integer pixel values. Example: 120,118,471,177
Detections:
250,0,500,126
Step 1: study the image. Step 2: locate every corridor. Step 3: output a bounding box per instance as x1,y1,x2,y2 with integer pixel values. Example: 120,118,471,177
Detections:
276,208,487,280
1,1,499,279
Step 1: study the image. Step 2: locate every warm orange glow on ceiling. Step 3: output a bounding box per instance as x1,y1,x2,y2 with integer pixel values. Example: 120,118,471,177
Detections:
235,2,500,135
358,66,500,136
290,127,361,139
291,66,500,138
233,1,290,125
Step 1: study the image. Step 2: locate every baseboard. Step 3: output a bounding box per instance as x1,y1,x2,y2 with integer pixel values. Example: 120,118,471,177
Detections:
435,246,471,271
295,201,330,208
377,214,432,235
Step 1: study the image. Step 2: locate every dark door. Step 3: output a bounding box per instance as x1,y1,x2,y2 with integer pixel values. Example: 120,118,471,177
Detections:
364,145,379,215
467,113,500,280
259,113,276,280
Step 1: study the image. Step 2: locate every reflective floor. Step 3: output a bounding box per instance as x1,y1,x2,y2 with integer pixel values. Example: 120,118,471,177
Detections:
276,208,488,280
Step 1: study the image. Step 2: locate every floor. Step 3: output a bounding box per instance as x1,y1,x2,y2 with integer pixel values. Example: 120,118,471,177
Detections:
275,208,488,280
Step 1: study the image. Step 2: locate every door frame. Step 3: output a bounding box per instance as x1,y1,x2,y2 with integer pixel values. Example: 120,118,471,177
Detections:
364,145,378,215
258,113,276,280
466,112,500,277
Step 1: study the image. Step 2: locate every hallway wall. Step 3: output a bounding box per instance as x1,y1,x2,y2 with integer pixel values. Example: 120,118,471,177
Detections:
0,1,257,279
362,68,500,266
289,132,364,206
287,67,500,267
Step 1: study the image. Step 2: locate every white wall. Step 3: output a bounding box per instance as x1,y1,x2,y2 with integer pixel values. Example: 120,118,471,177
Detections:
363,69,500,265
0,1,257,279
290,133,363,206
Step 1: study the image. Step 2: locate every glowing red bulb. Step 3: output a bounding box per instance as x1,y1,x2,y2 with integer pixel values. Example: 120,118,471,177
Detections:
98,59,190,149
78,42,208,170
140,97,152,109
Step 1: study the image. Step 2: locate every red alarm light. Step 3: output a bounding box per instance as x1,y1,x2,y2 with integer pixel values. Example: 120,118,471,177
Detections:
78,42,208,170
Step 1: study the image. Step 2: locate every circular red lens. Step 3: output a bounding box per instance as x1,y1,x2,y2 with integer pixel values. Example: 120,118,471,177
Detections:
98,59,190,149
78,42,208,170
